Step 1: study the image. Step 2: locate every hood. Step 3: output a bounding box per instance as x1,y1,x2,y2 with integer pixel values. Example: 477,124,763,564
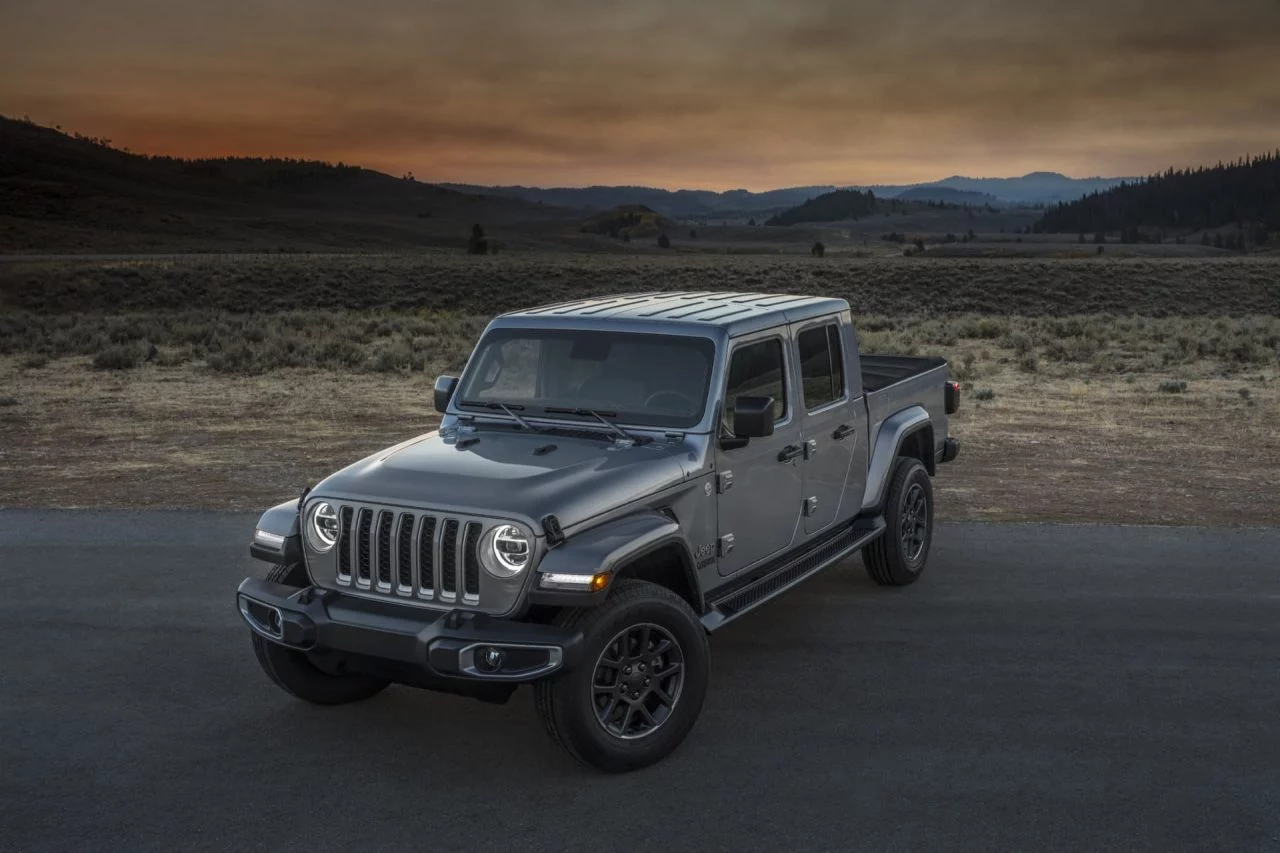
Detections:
311,427,707,532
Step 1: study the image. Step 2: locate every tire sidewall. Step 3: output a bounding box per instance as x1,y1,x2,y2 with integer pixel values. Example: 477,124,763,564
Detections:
887,459,934,578
553,589,709,770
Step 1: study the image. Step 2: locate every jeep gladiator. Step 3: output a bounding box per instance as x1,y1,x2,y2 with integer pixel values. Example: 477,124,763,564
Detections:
237,291,961,771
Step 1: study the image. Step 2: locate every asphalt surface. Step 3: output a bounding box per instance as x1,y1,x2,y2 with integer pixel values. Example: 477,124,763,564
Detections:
2,512,1279,853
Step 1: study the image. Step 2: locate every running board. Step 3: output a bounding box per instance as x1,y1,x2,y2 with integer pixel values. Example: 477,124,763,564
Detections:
701,516,886,632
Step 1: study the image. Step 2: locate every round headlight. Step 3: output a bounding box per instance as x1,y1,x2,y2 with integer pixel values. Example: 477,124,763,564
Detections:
307,502,339,552
482,524,530,578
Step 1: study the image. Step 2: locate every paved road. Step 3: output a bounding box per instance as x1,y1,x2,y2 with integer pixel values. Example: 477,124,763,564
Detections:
3,513,1279,853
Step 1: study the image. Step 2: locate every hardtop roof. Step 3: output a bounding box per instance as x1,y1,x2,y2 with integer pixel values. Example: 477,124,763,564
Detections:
497,291,849,337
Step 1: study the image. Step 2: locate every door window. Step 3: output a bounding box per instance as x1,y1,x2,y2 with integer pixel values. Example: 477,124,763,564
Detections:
797,324,845,411
723,338,787,432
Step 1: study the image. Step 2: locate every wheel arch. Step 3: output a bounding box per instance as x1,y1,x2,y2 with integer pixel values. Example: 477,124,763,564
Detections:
861,406,935,512
534,511,703,612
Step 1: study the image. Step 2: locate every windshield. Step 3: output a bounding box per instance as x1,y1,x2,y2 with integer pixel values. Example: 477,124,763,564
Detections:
455,328,716,429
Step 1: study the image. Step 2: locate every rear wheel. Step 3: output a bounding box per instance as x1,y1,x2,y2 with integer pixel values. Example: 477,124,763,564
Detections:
863,457,933,586
249,562,389,705
534,579,709,772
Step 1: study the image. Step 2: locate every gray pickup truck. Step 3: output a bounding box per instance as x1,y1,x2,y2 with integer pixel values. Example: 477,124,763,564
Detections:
238,291,961,771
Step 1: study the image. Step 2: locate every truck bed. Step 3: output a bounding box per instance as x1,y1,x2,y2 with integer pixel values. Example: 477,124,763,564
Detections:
860,355,947,393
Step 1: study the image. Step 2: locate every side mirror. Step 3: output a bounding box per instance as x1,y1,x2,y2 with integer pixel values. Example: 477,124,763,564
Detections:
732,395,775,439
434,375,459,413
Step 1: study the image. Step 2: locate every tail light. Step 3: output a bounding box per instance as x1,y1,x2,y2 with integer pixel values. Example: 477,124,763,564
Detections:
945,381,961,414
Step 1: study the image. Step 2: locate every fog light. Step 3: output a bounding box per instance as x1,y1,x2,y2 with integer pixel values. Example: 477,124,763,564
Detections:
477,647,505,672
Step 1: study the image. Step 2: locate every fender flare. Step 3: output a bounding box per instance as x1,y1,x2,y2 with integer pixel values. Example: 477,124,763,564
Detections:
532,511,699,608
249,498,302,564
860,406,933,512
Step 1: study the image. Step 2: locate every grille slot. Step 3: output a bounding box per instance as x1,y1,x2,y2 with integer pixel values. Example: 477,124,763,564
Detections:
396,513,414,592
375,511,394,590
417,516,437,597
355,508,373,586
441,520,460,598
337,506,353,582
463,522,482,599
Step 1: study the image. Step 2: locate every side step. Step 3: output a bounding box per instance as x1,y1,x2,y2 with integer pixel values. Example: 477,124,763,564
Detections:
701,516,886,632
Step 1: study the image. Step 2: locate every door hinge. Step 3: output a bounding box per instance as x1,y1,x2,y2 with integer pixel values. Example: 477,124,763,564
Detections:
804,439,818,459
717,470,734,493
803,496,819,516
718,534,735,556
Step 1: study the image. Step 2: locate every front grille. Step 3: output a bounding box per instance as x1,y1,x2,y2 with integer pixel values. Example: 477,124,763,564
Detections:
326,502,502,609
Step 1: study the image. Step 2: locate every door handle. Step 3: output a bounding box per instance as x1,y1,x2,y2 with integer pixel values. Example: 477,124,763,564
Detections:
777,444,804,463
832,423,856,440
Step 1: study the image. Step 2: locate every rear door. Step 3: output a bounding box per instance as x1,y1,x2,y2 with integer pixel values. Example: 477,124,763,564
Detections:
715,330,803,576
793,317,867,535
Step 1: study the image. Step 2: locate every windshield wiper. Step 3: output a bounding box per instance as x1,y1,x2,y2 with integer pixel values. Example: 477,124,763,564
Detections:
457,400,542,432
545,407,637,442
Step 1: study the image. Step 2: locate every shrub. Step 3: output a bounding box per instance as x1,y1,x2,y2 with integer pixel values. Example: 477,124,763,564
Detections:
1018,352,1039,373
20,354,49,369
0,396,17,407
1045,336,1099,362
92,344,142,370
366,340,418,373
1158,380,1188,394
974,388,996,401
973,318,1008,340
1238,388,1251,400
206,343,260,374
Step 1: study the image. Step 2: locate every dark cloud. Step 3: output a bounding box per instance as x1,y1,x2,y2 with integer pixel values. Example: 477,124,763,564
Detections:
2,0,1278,187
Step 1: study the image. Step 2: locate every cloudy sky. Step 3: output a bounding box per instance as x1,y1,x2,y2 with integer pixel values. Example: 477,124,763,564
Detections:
2,0,1278,189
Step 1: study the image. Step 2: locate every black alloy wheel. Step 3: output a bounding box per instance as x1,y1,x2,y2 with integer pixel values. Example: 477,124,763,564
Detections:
591,622,685,739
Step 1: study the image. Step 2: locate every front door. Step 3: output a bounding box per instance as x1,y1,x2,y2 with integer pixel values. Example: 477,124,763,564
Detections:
793,319,866,535
715,332,803,576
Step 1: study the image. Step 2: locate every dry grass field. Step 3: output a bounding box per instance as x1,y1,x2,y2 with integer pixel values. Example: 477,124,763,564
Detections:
3,253,1279,526
4,253,1279,315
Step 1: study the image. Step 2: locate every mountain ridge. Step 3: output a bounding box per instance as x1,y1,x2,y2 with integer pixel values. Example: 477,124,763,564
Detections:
444,172,1136,218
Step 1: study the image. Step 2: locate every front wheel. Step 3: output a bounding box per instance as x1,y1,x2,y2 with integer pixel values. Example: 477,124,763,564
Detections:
249,563,389,705
534,579,709,772
863,456,934,586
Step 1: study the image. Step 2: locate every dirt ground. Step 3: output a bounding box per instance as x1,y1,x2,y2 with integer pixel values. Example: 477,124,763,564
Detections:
3,356,1277,526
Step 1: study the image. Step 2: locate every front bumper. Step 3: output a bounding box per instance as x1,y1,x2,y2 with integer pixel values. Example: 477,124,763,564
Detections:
236,577,583,684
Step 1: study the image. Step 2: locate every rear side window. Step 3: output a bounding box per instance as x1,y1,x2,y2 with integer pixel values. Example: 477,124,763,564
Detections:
797,324,846,410
723,338,787,432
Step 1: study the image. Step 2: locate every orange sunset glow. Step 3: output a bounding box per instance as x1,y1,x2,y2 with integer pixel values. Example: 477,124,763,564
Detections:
3,0,1279,189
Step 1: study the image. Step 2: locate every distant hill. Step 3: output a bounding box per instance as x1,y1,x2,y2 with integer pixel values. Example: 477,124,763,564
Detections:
893,186,999,206
440,183,837,219
1035,154,1280,246
578,205,674,239
0,116,564,253
869,172,1134,206
765,189,878,226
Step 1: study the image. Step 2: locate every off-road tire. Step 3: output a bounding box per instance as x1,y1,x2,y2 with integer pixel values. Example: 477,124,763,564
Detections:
249,562,389,705
534,579,709,772
863,457,934,586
